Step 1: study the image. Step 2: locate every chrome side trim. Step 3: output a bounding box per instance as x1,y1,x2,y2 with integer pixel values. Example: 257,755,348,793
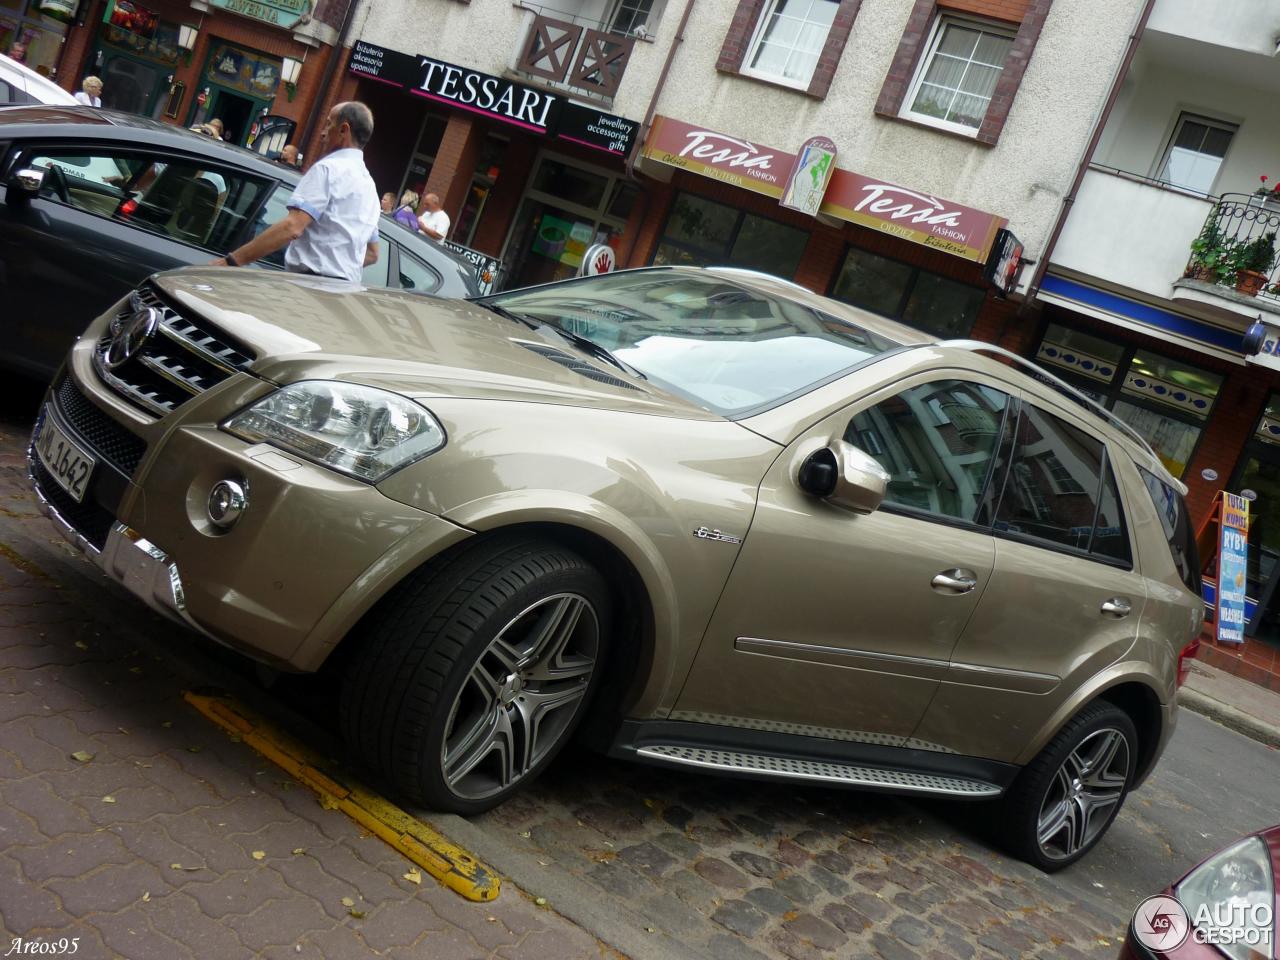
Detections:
735,636,951,680
635,745,1001,797
946,661,1060,694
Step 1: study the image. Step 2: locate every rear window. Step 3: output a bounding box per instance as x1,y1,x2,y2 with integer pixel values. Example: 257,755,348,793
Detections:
1140,468,1201,593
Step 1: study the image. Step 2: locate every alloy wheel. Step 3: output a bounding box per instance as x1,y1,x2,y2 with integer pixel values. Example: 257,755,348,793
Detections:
440,593,600,800
1035,727,1131,861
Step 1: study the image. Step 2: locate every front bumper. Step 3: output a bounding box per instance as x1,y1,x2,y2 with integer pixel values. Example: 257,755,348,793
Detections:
29,368,472,670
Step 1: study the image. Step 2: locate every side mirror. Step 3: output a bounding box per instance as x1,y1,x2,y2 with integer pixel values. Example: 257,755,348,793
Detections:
10,167,45,195
798,440,890,514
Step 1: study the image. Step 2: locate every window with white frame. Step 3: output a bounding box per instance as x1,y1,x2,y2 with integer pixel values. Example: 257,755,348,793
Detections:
903,18,1014,133
610,0,655,36
742,0,839,88
1157,113,1235,194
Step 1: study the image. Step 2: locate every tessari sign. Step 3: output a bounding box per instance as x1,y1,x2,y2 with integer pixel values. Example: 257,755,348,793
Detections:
641,115,1006,262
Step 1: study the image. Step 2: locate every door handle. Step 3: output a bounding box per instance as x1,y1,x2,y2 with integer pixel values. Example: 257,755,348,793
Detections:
932,568,978,594
1101,597,1132,618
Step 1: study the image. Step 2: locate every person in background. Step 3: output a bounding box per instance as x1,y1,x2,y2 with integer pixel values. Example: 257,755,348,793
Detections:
8,41,26,64
210,101,380,283
381,192,395,214
278,144,300,168
417,192,450,241
208,118,226,140
392,190,420,231
74,76,103,107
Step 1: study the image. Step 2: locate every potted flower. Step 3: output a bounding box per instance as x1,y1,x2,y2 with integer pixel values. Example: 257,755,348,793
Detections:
1251,176,1280,212
1231,231,1276,296
1186,217,1235,283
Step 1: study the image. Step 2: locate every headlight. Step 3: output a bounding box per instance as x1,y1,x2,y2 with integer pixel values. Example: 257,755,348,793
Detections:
223,381,445,483
1177,835,1274,959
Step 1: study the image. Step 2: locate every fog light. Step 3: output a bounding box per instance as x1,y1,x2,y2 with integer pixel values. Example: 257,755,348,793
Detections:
207,479,247,529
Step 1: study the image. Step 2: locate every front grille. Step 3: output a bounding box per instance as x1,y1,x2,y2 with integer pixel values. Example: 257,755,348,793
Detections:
32,458,113,550
55,377,146,475
96,284,256,416
519,342,639,391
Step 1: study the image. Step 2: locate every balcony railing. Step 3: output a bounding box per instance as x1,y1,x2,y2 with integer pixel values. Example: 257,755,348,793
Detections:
1184,193,1280,304
515,9,635,99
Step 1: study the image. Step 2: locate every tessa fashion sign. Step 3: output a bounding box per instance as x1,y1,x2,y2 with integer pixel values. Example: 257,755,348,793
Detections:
641,114,1006,263
348,42,639,156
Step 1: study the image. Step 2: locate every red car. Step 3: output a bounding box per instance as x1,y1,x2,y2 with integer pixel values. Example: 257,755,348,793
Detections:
1121,826,1278,959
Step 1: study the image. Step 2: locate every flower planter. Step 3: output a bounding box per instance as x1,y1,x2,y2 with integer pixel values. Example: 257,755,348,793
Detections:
1187,264,1218,283
1236,270,1268,297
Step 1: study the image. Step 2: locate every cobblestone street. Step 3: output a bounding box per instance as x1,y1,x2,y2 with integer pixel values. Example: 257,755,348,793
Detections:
3,378,1279,960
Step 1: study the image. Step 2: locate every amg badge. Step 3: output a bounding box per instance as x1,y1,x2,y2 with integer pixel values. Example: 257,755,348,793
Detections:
693,525,742,544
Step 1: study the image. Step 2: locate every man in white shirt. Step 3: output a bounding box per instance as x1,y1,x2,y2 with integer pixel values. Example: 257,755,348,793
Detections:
210,101,380,282
73,76,103,107
418,193,450,241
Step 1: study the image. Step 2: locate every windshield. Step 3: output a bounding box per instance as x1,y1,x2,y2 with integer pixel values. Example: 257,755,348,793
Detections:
485,270,902,416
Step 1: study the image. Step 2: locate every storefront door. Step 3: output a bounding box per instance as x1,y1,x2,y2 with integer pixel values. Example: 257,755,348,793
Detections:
97,51,169,116
189,42,281,147
501,152,635,289
1232,397,1280,648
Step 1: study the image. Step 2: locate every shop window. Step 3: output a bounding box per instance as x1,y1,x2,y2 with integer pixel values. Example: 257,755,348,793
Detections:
903,18,1014,134
830,246,985,338
1034,322,1223,479
532,159,609,211
453,134,508,248
845,379,1011,523
995,403,1130,564
652,192,808,278
1254,394,1280,447
2,0,72,79
742,0,839,88
399,115,448,199
1157,113,1235,195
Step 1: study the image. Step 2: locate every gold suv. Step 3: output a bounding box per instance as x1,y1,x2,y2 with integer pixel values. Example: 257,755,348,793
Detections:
29,266,1205,870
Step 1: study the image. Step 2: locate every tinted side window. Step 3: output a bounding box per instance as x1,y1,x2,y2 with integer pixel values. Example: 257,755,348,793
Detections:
247,185,291,266
845,380,1011,523
362,233,390,286
1140,467,1201,592
397,248,441,294
27,148,270,253
0,79,35,105
996,405,1131,563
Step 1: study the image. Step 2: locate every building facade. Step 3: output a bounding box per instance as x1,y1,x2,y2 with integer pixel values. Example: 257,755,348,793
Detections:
9,0,355,157
1041,0,1280,686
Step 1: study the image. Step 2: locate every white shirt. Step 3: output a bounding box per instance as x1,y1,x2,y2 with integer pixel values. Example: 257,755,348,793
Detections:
418,208,450,240
284,148,380,283
74,91,102,107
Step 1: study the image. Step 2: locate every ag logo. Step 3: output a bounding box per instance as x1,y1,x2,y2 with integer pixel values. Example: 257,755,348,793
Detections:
1133,895,1190,951
103,306,159,370
581,243,616,277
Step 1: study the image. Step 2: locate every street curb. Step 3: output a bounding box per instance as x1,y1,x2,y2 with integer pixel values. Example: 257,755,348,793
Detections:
421,811,710,960
1178,688,1280,750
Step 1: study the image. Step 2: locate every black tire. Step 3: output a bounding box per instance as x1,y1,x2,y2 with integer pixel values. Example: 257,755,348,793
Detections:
1001,702,1137,872
339,536,611,814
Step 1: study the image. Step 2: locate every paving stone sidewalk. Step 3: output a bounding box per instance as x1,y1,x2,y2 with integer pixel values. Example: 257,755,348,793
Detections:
0,441,611,960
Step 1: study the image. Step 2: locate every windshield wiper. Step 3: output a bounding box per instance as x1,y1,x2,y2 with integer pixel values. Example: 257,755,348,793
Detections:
545,326,646,380
482,301,541,330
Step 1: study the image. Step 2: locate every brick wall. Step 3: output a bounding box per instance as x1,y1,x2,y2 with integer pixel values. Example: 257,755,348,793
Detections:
874,0,1054,145
714,0,865,99
425,113,481,231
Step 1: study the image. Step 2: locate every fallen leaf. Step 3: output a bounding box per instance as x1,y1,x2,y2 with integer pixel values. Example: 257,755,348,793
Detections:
645,926,656,933
142,892,150,902
129,666,143,675
341,897,355,908
252,851,265,861
102,795,116,804
403,869,422,885
170,863,182,870
519,830,531,839
319,795,339,811
74,641,88,650
535,897,547,907
349,909,366,919
486,917,497,923
292,848,306,856
71,750,94,763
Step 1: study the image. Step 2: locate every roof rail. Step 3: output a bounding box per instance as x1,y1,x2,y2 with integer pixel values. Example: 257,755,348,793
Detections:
933,339,1163,466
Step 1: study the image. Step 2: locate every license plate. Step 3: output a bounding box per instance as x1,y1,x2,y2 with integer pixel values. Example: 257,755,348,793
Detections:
35,407,96,503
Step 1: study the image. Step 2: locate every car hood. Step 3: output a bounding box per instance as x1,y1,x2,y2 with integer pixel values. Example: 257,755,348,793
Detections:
154,268,720,420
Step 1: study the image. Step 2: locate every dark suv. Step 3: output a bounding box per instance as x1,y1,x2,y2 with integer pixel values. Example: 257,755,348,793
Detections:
0,105,479,379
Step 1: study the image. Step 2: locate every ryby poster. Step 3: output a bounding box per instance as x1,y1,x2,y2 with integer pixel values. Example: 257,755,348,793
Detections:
1216,492,1250,645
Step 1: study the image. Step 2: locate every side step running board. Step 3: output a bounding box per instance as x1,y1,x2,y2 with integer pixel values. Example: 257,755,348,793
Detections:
635,744,1002,798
